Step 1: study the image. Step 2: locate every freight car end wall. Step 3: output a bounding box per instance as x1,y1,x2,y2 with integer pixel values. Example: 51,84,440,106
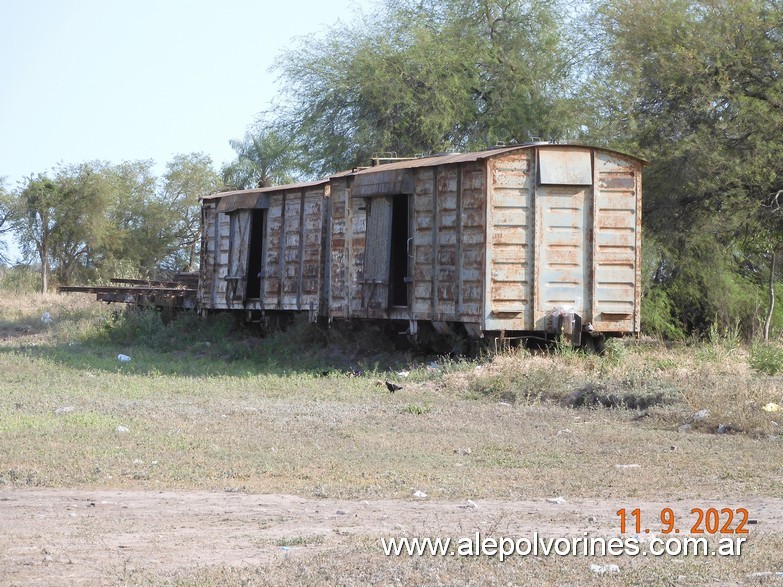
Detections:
483,147,642,335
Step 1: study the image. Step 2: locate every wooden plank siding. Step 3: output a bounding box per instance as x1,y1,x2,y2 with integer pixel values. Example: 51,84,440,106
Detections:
199,185,327,313
200,144,644,337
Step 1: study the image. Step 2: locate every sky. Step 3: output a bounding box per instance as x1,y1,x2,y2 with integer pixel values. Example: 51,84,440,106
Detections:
0,0,371,189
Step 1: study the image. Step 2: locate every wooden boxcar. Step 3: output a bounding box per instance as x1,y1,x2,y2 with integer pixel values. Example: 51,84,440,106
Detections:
199,143,644,346
198,180,330,319
327,144,643,345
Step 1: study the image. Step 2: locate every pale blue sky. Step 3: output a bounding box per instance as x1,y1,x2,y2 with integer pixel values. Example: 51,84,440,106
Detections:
0,0,370,189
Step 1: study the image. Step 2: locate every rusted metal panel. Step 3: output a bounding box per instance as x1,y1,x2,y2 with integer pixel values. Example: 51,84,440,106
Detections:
224,210,252,307
328,178,350,318
538,147,593,185
262,195,283,308
301,190,324,308
348,194,368,317
352,169,414,197
412,169,434,318
347,144,646,175
204,180,327,203
281,195,302,308
216,192,269,213
197,203,215,308
485,152,535,329
197,203,233,311
410,161,486,323
592,150,641,333
534,186,590,327
361,196,393,312
433,167,459,318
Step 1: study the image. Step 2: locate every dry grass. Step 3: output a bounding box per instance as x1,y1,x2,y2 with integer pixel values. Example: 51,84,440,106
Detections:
2,290,783,585
121,532,783,587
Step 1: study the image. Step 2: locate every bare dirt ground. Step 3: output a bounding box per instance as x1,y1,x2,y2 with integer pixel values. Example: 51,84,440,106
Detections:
2,488,782,585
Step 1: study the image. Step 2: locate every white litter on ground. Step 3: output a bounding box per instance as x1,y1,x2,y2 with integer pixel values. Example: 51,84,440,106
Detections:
590,563,620,575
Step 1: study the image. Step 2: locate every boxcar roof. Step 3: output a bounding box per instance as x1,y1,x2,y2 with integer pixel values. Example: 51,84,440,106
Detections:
349,143,647,176
202,179,329,202
202,144,647,204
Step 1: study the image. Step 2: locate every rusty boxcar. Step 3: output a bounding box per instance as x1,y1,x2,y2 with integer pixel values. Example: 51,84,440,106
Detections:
198,180,330,319
199,143,644,348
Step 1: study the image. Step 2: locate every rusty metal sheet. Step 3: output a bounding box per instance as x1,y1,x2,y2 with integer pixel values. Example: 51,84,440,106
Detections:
216,192,270,213
361,196,392,311
204,180,327,202
534,186,589,322
348,144,645,177
225,210,252,307
538,147,593,185
352,169,414,197
592,151,641,331
327,179,352,318
485,151,535,331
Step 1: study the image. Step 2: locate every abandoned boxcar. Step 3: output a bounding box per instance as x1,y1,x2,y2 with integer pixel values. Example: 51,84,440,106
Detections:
199,143,644,348
198,179,329,319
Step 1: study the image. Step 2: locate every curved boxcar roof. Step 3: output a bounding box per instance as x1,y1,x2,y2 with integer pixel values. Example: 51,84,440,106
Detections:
347,144,648,176
202,144,647,204
202,179,329,202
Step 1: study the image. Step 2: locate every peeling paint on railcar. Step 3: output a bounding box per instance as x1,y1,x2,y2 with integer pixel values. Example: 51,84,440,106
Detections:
199,144,644,341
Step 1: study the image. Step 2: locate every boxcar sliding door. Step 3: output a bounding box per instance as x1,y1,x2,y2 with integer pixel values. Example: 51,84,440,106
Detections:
362,196,393,311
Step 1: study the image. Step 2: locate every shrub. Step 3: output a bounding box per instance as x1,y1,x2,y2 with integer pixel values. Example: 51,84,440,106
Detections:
641,287,685,340
103,307,168,349
749,342,783,375
0,265,41,294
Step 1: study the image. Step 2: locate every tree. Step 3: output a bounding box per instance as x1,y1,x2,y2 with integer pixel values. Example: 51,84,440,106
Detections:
12,157,220,287
50,162,114,286
99,160,171,279
16,174,62,292
15,163,112,290
273,0,585,175
161,153,221,271
221,124,305,189
0,177,16,265
589,0,783,336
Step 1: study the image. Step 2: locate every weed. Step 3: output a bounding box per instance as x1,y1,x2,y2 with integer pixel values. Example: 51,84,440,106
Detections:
102,307,169,349
749,341,783,375
603,336,626,366
275,535,325,547
553,335,580,359
655,357,678,370
403,403,431,415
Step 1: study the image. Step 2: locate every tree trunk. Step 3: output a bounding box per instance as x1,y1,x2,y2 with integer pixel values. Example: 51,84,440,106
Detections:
187,242,195,273
40,234,48,294
764,247,777,342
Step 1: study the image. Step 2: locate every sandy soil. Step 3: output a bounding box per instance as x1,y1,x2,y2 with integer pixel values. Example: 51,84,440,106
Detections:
1,489,781,585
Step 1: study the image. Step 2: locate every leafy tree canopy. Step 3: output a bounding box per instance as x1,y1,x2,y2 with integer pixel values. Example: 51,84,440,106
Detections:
0,177,15,264
274,0,586,175
589,0,783,336
221,123,306,189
